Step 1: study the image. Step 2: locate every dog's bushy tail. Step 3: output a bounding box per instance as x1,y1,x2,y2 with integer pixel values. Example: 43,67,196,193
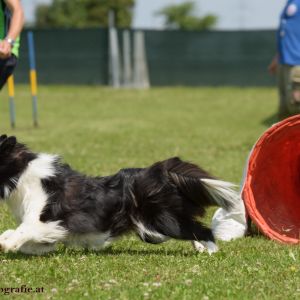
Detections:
158,157,239,209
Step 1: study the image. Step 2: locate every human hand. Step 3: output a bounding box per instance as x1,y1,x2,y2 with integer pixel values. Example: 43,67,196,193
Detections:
0,39,12,59
268,56,278,75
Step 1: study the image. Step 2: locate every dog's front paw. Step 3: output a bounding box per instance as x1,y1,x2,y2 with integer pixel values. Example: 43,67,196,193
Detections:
0,240,19,253
0,229,15,243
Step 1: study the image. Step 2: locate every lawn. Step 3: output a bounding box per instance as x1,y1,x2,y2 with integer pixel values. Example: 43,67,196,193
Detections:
0,85,299,299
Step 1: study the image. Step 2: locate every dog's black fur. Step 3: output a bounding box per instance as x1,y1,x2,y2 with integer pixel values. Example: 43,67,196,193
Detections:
0,135,236,252
39,158,217,243
0,135,36,198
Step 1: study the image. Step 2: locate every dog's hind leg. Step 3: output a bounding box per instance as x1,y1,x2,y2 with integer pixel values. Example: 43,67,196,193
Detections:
158,218,218,254
184,223,218,255
133,216,218,253
137,232,170,244
178,221,218,254
192,240,218,254
131,216,171,244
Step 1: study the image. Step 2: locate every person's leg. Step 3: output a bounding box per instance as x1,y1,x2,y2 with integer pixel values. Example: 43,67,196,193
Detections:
277,64,300,119
277,64,290,119
290,66,300,108
0,55,18,90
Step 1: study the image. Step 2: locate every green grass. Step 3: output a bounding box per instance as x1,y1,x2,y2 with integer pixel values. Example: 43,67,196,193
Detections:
0,85,299,299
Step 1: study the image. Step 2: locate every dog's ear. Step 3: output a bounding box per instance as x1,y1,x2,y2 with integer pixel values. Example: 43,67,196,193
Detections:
0,136,17,153
0,135,7,143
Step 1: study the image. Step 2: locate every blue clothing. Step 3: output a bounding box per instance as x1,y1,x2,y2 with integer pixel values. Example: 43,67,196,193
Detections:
278,0,300,65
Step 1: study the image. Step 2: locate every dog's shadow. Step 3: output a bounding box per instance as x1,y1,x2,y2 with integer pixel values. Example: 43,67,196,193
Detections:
261,113,279,127
100,247,195,257
0,246,200,260
0,252,40,260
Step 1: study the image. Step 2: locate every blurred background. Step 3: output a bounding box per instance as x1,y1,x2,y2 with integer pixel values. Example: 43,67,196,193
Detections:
15,0,286,87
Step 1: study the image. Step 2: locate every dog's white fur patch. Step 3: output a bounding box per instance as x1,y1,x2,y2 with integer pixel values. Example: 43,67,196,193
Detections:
202,241,219,254
192,240,206,252
7,153,58,223
201,178,239,208
0,154,68,254
0,229,15,242
3,186,10,198
193,240,218,255
131,218,168,243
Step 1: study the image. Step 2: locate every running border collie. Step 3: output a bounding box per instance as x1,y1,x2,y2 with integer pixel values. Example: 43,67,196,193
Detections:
0,135,239,255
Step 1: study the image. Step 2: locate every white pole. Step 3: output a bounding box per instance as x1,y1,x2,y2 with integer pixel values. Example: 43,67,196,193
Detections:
108,10,121,88
122,30,132,87
133,30,150,89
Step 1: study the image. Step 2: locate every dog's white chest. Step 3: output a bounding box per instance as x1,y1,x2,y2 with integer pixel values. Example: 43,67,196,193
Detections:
6,154,57,224
6,191,24,224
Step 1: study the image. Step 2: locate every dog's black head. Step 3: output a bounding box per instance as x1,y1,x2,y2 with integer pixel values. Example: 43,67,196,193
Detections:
0,135,37,199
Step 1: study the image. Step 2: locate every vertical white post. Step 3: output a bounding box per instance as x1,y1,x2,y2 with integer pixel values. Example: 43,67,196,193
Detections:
108,10,121,88
122,30,132,87
133,30,150,89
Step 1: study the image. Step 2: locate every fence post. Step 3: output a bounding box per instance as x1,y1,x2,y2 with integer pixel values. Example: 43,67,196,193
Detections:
122,29,132,87
108,10,121,88
133,31,150,89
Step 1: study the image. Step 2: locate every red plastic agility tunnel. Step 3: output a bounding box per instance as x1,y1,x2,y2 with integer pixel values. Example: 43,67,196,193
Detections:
242,115,300,244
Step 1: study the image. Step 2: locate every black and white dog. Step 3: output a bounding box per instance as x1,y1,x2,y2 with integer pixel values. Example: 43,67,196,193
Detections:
0,135,239,255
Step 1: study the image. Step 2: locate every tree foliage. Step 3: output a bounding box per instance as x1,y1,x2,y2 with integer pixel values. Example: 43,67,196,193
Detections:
158,1,217,31
35,0,135,28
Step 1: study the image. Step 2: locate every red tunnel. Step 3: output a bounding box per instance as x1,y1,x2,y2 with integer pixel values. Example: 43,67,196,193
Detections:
242,115,300,244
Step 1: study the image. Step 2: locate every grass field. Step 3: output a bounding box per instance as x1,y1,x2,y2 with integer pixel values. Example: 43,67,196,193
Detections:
0,85,299,299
